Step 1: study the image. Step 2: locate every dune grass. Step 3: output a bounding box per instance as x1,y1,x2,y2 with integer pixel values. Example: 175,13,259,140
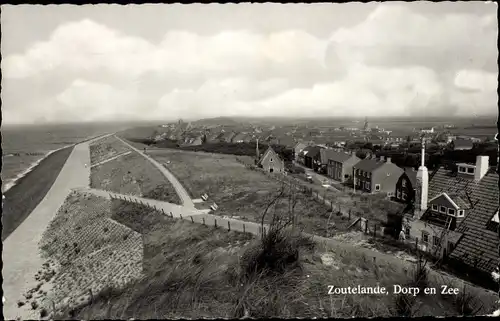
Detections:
89,136,131,165
2,146,74,241
90,152,181,204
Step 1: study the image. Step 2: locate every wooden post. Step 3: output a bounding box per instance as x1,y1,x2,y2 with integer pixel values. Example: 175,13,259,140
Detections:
89,289,93,302
331,201,333,211
365,221,368,234
349,209,351,220
52,300,56,315
214,219,217,228
180,213,183,220
170,212,173,218
228,221,231,231
191,216,194,223
202,217,206,225
243,224,246,233
374,224,377,237
162,208,165,214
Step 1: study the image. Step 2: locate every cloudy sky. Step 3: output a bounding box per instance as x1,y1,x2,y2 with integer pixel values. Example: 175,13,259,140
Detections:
2,2,498,124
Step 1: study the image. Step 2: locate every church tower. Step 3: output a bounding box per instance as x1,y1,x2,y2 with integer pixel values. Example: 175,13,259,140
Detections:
414,135,429,218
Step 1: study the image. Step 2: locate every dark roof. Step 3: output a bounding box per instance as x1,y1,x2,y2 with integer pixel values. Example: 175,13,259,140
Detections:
301,146,322,158
354,158,385,173
427,167,480,201
453,139,474,148
403,168,417,186
321,149,354,164
450,170,499,274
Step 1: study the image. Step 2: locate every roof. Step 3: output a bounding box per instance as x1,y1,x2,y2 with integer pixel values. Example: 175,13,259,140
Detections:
403,168,417,186
354,158,385,173
453,139,474,149
447,193,472,209
258,147,282,166
450,170,499,274
232,133,247,142
427,167,480,201
300,146,322,158
321,149,354,164
294,142,307,150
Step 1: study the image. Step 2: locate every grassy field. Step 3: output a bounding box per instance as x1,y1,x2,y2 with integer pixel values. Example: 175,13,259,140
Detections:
2,146,74,241
90,152,181,204
149,150,356,237
89,136,131,165
59,211,497,319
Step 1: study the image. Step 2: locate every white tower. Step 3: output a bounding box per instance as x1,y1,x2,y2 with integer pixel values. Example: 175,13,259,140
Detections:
414,136,429,218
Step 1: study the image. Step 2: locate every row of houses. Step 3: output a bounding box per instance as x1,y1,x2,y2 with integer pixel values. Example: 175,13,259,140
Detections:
295,140,498,283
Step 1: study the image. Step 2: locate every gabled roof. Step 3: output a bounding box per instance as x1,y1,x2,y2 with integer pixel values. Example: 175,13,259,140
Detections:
402,168,417,186
294,142,307,151
353,158,385,173
447,193,473,209
428,193,460,209
450,170,499,274
301,146,322,158
258,146,282,166
321,149,355,164
427,167,480,201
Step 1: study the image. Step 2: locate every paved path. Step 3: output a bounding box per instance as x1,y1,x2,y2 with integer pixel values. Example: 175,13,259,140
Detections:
2,134,110,320
115,135,196,209
77,187,210,217
91,151,132,168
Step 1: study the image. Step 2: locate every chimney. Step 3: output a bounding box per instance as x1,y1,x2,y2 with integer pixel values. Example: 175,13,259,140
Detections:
415,136,429,218
474,155,489,181
386,157,391,163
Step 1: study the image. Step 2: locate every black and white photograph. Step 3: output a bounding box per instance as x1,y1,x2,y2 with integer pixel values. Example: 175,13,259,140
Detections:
2,2,499,319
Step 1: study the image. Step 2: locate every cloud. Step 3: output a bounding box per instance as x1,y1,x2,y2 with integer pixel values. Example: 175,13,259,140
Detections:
326,5,498,72
2,4,497,124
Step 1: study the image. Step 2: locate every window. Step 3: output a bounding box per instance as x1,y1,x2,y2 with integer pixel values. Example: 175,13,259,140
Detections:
402,180,406,188
365,182,371,190
270,158,274,162
405,226,410,237
432,204,438,211
397,190,402,199
433,236,440,247
457,210,464,217
439,206,447,213
402,192,407,201
421,231,429,244
459,167,466,173
448,208,456,216
344,174,349,179
363,171,367,177
375,184,381,191
447,242,454,254
467,167,475,174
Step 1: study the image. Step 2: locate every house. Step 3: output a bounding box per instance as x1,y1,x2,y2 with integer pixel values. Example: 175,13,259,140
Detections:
321,149,360,183
403,143,495,280
395,167,417,205
219,131,236,143
353,156,404,194
293,142,307,162
300,146,323,170
231,132,247,143
257,146,285,174
451,139,474,150
420,127,435,134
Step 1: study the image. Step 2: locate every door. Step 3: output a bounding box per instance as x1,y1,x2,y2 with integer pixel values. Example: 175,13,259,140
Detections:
270,168,274,173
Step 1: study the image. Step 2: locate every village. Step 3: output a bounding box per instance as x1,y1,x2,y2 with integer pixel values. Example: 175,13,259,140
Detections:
136,116,499,291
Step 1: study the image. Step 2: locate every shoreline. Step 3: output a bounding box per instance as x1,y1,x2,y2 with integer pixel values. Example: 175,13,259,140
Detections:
2,133,110,193
2,145,76,193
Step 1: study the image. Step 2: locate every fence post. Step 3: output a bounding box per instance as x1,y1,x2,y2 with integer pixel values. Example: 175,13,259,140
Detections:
191,216,194,223
52,300,56,315
202,217,206,225
180,213,183,220
349,209,351,220
374,224,377,237
170,212,173,218
214,219,217,228
162,208,165,214
331,201,333,211
365,221,368,234
243,223,246,233
228,221,231,231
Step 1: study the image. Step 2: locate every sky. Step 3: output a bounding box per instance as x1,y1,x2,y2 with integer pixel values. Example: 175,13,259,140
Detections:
1,2,498,124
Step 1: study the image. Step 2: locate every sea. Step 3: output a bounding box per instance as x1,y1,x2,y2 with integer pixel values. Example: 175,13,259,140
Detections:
1,122,141,193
